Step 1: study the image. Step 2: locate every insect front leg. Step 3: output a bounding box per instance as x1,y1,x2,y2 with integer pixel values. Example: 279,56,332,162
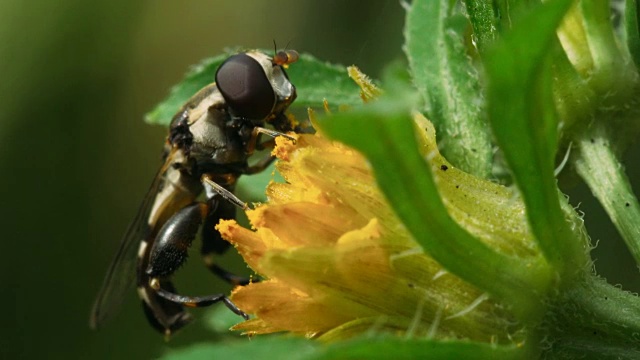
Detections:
202,175,248,209
201,194,255,286
242,126,297,175
200,175,258,285
145,202,249,320
245,126,297,154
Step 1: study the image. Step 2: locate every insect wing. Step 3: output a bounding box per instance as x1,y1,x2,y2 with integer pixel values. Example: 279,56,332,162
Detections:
89,167,164,329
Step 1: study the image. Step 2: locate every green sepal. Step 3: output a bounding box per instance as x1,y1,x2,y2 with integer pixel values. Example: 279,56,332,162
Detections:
484,0,586,277
404,0,492,178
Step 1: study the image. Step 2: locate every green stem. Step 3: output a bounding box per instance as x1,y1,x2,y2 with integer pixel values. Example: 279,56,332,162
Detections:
580,0,637,99
494,0,512,31
580,1,623,80
542,275,640,359
625,0,640,67
573,125,640,267
570,276,640,344
550,37,596,132
461,0,497,52
545,337,640,360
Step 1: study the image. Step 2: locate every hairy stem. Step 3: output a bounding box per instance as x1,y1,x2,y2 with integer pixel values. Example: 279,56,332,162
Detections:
573,124,640,267
541,275,640,359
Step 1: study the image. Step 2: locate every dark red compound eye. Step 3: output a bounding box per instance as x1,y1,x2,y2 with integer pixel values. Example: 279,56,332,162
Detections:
215,53,276,120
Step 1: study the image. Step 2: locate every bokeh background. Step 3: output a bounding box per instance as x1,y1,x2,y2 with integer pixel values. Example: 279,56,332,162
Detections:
1,1,637,359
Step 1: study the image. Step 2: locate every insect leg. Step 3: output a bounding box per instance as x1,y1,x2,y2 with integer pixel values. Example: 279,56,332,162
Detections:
201,175,248,209
245,126,296,154
254,126,297,143
138,277,192,337
150,278,248,319
201,194,254,286
145,202,249,320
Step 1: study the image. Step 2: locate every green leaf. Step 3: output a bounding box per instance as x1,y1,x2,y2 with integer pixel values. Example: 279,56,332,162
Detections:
160,336,525,360
320,100,551,320
203,306,248,334
235,155,285,203
404,0,492,178
308,337,525,360
145,51,361,126
160,337,316,360
484,0,585,277
286,53,362,109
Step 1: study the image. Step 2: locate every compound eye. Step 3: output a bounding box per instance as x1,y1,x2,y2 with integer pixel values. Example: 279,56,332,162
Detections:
215,53,276,120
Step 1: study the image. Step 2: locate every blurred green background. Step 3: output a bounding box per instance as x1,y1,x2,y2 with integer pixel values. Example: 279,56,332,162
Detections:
0,1,637,359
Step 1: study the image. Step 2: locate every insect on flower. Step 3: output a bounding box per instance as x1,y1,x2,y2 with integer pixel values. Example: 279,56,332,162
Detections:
90,49,301,337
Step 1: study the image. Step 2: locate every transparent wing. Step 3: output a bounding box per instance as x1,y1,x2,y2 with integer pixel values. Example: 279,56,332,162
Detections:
89,169,164,329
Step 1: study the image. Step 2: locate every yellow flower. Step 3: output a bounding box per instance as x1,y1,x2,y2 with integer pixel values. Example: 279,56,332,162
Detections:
216,104,536,343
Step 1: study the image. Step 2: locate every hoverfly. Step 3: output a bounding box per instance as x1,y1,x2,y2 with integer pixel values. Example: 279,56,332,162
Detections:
90,49,301,337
